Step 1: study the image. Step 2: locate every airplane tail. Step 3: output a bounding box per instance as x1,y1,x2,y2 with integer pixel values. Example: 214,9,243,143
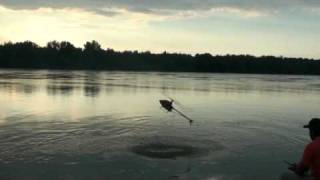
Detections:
172,108,194,122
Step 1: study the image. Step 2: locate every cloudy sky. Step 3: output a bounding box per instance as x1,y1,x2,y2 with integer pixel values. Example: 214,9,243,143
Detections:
0,0,319,58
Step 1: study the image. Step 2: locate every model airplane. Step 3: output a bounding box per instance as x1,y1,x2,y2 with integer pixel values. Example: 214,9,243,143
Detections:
159,99,194,125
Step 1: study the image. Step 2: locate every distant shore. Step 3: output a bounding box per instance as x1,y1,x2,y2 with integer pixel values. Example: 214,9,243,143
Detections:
1,40,319,75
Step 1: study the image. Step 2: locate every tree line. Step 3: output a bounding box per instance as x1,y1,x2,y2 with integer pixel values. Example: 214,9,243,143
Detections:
0,40,319,75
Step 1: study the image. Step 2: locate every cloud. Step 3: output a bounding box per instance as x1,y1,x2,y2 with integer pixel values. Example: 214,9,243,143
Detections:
93,8,121,17
0,0,320,17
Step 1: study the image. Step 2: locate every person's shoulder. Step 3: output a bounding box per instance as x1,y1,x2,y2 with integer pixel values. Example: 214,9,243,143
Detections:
313,137,320,146
306,138,320,150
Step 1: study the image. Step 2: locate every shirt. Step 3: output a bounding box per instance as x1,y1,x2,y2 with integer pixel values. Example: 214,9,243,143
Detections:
298,137,320,179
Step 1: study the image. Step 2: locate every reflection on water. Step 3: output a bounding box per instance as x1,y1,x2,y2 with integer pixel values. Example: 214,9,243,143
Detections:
47,85,75,96
84,86,100,97
0,81,38,94
0,70,319,180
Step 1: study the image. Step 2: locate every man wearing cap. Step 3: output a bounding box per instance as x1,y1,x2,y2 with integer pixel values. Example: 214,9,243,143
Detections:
281,118,320,180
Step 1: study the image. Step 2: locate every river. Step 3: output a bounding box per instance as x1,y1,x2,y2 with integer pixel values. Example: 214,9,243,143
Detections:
0,70,319,180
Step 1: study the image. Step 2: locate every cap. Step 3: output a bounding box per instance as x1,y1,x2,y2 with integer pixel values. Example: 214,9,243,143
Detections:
304,118,320,129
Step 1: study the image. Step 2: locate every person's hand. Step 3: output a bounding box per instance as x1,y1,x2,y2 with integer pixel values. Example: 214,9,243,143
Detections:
288,163,297,172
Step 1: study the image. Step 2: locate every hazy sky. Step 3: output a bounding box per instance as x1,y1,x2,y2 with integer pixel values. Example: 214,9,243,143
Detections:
0,0,319,58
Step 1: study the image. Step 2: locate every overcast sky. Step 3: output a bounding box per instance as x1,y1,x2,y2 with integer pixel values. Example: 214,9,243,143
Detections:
0,0,319,58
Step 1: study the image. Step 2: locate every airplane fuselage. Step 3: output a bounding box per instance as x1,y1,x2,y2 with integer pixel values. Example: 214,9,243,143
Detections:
159,100,173,111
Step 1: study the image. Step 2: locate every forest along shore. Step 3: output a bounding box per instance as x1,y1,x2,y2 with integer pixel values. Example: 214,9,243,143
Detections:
0,40,319,75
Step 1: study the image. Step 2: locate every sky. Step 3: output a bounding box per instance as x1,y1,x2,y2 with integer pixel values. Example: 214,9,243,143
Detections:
0,0,320,59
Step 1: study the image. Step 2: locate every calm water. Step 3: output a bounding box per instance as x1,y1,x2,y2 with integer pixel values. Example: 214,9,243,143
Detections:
0,70,319,180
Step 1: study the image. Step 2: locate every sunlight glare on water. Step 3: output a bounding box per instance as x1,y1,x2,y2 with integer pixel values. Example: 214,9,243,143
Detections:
0,70,319,180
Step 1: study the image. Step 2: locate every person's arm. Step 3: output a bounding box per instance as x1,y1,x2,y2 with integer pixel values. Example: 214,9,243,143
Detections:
289,143,313,176
288,162,309,176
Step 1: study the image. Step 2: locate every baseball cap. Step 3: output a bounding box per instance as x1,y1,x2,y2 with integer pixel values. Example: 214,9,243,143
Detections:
304,118,320,128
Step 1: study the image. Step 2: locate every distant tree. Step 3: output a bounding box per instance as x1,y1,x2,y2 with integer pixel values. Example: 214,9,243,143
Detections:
16,41,39,49
106,48,115,53
195,53,213,60
3,41,13,46
142,51,151,55
84,40,102,52
60,41,76,50
47,41,60,50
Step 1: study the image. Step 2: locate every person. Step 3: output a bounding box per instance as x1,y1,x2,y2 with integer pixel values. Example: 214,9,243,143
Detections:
281,118,320,180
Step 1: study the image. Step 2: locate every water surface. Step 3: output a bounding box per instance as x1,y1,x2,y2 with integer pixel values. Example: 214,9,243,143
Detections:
0,70,319,180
